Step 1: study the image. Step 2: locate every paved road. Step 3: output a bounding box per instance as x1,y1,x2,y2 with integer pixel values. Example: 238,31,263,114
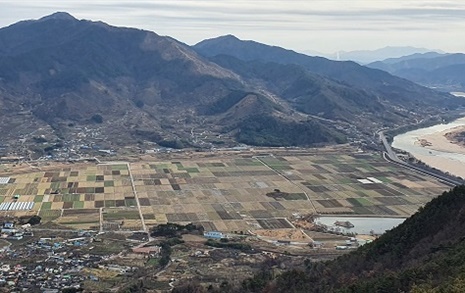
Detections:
379,131,403,164
379,131,462,187
30,228,137,233
99,207,103,233
126,163,147,233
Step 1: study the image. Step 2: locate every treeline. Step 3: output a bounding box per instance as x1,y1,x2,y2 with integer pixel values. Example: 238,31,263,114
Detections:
150,222,203,238
158,237,184,268
150,223,201,269
236,115,346,147
204,239,252,252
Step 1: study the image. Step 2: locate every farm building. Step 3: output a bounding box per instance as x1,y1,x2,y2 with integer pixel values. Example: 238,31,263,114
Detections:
203,231,225,239
0,177,10,185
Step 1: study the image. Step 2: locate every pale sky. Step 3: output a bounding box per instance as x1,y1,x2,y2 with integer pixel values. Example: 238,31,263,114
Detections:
0,0,464,53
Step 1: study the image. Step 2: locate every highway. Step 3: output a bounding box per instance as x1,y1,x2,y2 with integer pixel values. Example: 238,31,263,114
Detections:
379,131,403,164
379,131,463,187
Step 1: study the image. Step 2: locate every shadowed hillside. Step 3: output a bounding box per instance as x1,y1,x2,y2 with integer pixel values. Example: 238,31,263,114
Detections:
0,14,463,155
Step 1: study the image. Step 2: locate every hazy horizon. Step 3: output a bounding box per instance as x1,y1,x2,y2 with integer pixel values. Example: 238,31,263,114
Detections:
0,0,464,54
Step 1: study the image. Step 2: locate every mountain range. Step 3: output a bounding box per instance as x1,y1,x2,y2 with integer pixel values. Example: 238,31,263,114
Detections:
368,53,465,91
331,46,442,64
194,35,459,110
0,13,463,155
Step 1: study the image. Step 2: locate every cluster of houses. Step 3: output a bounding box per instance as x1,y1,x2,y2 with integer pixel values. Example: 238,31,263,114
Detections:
0,227,138,291
0,241,94,290
1,222,33,240
0,262,88,291
0,229,110,291
335,237,372,250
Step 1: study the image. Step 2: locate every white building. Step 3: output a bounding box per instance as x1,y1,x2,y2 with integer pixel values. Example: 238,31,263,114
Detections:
203,231,225,239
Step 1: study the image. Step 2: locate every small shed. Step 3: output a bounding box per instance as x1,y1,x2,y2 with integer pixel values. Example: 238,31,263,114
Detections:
3,222,14,229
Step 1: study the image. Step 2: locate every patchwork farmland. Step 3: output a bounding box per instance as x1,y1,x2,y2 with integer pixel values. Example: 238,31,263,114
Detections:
0,151,450,232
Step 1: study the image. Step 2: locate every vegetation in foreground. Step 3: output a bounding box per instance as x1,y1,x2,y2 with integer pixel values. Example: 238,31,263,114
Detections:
173,185,465,293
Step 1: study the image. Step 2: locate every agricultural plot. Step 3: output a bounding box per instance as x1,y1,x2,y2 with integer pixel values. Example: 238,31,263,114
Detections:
0,151,451,233
130,152,450,232
1,163,139,230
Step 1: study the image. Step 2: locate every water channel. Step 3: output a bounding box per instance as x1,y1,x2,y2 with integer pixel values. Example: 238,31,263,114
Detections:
390,91,465,178
391,115,465,178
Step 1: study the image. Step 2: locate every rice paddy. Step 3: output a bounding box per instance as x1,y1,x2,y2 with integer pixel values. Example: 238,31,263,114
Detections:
0,151,451,232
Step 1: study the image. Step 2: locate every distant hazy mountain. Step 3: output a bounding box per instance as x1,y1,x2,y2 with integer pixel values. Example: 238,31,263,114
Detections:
378,52,446,64
0,15,463,153
328,46,443,64
300,49,327,57
368,53,465,91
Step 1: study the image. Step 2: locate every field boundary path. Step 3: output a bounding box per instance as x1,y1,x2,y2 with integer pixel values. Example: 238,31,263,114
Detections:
254,155,317,214
126,163,147,233
98,162,147,233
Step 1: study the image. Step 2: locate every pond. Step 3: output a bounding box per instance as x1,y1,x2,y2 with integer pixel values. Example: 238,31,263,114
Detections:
315,216,406,235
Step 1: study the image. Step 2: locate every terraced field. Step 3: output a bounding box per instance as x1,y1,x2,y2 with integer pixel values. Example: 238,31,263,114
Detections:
0,151,451,232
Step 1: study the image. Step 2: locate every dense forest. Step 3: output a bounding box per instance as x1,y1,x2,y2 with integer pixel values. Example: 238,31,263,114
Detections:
174,185,465,293
236,115,346,147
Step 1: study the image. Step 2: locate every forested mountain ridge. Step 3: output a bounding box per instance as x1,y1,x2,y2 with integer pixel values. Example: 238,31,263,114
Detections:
0,13,464,155
0,13,346,151
194,35,461,109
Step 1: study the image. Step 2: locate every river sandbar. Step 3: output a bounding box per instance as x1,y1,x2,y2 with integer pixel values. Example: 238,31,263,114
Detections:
393,118,465,178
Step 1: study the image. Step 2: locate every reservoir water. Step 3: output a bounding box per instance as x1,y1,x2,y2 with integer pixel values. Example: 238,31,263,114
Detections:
316,216,406,235
319,96,465,236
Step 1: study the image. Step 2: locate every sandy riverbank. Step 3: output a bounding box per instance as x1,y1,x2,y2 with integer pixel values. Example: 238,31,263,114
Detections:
409,125,465,178
417,125,465,155
445,125,465,147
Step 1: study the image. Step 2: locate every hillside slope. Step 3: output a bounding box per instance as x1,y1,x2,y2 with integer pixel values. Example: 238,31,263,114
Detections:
0,13,345,152
209,55,385,123
309,185,465,292
242,186,465,292
0,13,463,156
173,185,465,292
194,35,462,109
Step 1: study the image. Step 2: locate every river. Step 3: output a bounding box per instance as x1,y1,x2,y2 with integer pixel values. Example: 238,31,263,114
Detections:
392,116,465,178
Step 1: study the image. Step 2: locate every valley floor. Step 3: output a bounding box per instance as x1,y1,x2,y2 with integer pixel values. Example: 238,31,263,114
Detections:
0,146,453,291
0,146,449,233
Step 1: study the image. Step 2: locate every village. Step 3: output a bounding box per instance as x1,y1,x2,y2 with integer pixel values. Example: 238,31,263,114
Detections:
0,218,151,292
0,215,369,292
0,146,452,291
